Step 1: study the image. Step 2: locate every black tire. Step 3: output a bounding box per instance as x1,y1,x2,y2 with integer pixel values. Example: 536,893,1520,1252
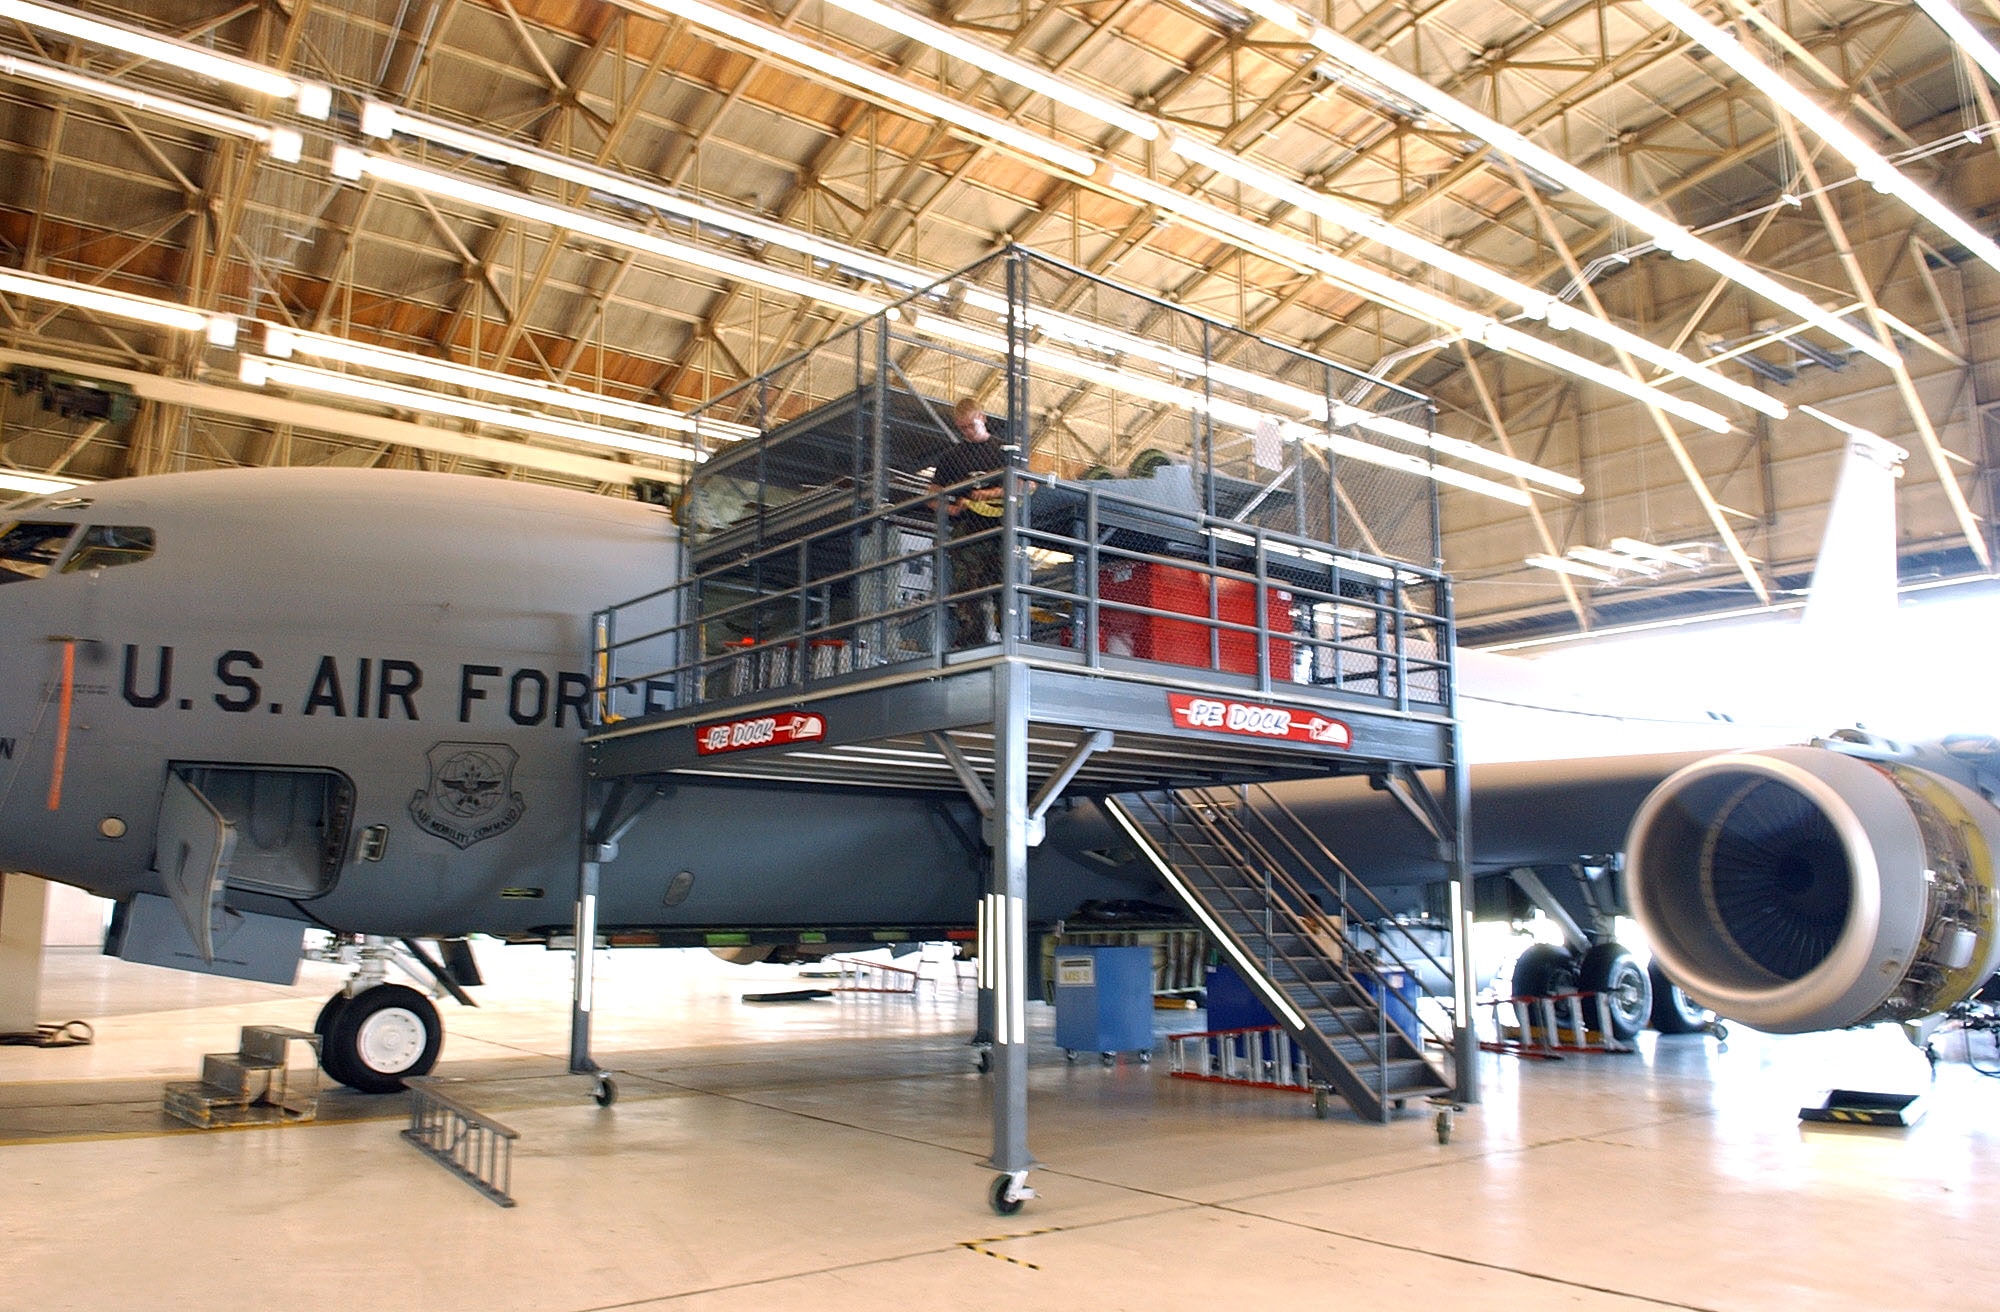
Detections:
988,1174,1024,1216
1648,960,1713,1034
594,1075,619,1107
324,984,442,1094
1509,943,1578,998
313,992,356,1088
1575,943,1651,1042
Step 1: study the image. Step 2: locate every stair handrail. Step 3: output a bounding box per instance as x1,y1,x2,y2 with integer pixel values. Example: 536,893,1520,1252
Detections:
1168,793,1454,1056
1133,794,1436,1059
1196,782,1459,995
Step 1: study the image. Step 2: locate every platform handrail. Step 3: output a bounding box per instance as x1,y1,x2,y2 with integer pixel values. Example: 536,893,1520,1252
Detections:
590,464,1453,724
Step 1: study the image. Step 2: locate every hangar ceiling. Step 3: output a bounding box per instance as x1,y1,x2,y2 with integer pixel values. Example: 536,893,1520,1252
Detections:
1,0,1996,641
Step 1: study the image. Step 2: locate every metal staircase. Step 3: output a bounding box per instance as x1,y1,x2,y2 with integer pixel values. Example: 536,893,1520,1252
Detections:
1106,787,1457,1122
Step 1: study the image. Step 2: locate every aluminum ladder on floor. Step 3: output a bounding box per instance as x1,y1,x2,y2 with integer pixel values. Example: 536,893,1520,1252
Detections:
1106,788,1455,1123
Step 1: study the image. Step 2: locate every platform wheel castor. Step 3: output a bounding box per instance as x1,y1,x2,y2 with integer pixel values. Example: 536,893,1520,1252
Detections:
1435,1108,1453,1144
1064,1049,1077,1064
1101,1052,1114,1067
1313,1087,1330,1120
988,1172,1033,1216
1138,1050,1151,1066
594,1075,619,1107
975,1048,992,1074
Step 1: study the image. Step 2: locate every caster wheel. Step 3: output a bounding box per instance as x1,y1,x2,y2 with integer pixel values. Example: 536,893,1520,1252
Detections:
1313,1087,1329,1120
594,1075,619,1107
975,1049,992,1074
1064,1050,1077,1064
988,1173,1025,1217
1100,1052,1114,1067
1138,1051,1151,1066
1393,1098,1406,1111
1435,1109,1452,1144
1710,1022,1730,1041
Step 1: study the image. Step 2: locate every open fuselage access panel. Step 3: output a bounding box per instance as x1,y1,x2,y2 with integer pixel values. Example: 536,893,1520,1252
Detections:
579,247,1470,1211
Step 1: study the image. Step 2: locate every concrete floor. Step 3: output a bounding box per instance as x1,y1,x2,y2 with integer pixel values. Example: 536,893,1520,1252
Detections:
2,944,1996,1311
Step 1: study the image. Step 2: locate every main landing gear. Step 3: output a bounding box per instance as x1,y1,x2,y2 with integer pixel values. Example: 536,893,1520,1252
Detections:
308,935,450,1093
1510,941,1651,1041
315,984,444,1093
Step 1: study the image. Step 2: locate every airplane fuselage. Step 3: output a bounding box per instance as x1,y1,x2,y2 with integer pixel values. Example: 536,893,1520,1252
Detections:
0,468,1146,945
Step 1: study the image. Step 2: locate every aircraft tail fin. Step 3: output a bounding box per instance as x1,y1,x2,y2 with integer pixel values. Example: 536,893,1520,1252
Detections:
1800,430,1905,641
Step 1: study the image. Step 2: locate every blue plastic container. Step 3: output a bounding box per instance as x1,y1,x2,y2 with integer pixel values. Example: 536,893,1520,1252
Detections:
1053,945,1155,1057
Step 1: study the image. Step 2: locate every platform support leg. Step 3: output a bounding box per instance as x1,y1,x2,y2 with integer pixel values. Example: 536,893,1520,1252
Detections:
1447,754,1479,1105
981,660,1036,1198
568,852,601,1076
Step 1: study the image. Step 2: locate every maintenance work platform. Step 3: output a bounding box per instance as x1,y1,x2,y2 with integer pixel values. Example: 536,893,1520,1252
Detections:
579,248,1478,1213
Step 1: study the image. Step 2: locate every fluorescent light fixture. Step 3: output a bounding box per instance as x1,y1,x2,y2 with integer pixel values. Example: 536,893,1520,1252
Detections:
0,0,330,117
360,104,932,291
330,148,891,320
1917,0,2000,85
815,0,1157,140
1569,544,1661,575
1642,0,2000,278
0,267,237,344
0,470,82,495
1166,130,1787,420
1229,1,1896,369
239,357,698,463
1107,167,1736,433
1526,553,1618,583
0,52,303,159
623,0,1096,175
260,325,757,443
1609,537,1704,569
961,289,1579,491
908,311,1534,506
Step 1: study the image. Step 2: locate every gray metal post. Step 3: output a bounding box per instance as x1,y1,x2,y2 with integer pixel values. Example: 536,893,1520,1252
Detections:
568,851,601,1074
983,658,1036,1180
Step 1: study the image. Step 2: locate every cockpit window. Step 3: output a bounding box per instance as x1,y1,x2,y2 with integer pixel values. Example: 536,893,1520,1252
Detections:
0,521,76,583
62,524,155,574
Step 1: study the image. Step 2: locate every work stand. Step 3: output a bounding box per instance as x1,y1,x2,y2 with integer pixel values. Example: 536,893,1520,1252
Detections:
567,247,1476,1213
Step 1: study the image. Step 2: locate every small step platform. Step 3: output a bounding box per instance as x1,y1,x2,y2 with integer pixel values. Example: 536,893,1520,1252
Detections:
163,1025,322,1129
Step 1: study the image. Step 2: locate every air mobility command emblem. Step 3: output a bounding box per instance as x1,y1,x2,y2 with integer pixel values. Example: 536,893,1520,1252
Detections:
410,741,526,849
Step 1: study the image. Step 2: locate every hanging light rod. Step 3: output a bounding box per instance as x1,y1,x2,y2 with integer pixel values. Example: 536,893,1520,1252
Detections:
1165,130,1788,420
955,288,1582,493
622,0,1094,174
1227,0,1898,369
1917,0,2000,86
259,325,758,445
1639,0,2000,279
358,103,932,292
238,358,699,464
0,267,237,345
907,312,1537,506
620,0,1746,430
0,0,330,117
0,470,82,495
812,0,1157,140
1106,167,1737,434
0,52,303,160
329,147,893,320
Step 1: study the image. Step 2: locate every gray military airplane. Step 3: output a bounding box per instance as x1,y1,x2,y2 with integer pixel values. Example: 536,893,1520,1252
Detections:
2,461,1996,1095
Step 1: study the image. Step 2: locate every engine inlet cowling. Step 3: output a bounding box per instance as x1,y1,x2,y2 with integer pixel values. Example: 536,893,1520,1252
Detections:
1626,746,2000,1033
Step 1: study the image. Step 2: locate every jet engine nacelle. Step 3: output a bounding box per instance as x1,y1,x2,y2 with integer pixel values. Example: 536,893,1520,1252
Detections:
1627,745,2000,1033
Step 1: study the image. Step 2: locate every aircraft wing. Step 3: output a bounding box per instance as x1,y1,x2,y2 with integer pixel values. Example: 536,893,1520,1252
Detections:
1260,748,1721,884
